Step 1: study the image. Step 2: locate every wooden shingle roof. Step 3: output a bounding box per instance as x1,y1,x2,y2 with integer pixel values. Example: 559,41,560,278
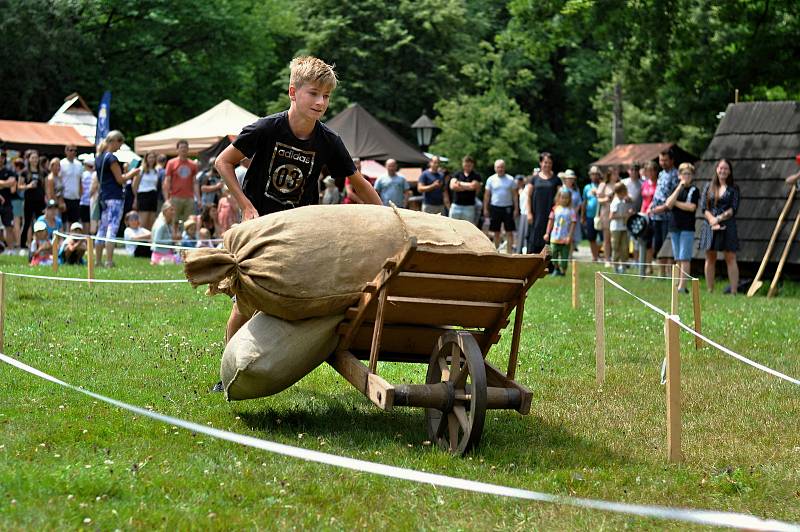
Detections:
693,101,800,263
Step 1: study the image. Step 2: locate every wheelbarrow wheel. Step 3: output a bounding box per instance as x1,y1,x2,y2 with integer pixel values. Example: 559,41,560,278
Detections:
425,331,487,455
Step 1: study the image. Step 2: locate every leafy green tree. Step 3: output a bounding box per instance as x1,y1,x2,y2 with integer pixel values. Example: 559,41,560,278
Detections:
294,0,481,134
0,0,297,137
430,89,538,176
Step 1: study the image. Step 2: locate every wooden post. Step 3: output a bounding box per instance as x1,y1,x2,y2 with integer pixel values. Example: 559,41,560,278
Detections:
52,235,60,273
691,278,702,349
595,272,605,386
571,259,578,309
87,237,94,284
0,272,5,351
671,264,679,316
665,314,682,463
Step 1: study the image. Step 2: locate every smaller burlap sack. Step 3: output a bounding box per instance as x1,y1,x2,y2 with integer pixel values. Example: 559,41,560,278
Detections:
185,204,496,320
222,312,343,401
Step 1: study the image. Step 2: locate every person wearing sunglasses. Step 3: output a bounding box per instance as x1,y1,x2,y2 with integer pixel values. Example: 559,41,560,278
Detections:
60,145,83,228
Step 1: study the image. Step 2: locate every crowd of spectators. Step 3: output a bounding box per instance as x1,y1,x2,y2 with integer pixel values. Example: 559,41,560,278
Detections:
355,148,743,293
0,134,241,267
1,137,745,292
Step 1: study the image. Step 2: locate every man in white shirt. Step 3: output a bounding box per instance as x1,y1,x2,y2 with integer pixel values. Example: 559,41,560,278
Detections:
483,159,519,254
60,144,83,227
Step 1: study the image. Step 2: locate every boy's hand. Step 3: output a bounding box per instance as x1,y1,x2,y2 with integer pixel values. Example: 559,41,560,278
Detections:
543,233,550,242
242,204,259,221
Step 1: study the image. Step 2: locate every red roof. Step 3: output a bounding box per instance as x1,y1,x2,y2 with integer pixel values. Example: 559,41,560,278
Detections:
0,120,93,152
592,143,675,168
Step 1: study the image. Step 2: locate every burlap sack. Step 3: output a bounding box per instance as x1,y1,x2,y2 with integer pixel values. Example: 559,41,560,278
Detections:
185,204,496,320
222,312,342,401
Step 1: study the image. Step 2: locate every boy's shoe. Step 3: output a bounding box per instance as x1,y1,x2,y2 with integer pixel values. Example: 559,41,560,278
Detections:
678,287,689,294
211,381,224,393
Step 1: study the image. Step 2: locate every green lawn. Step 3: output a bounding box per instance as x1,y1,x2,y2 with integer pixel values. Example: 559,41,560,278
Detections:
0,254,798,530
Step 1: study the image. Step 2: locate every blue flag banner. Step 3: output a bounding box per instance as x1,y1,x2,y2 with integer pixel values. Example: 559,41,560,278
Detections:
95,91,111,146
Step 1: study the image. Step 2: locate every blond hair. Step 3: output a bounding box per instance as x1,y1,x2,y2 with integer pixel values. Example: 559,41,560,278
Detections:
289,56,338,91
96,130,125,156
678,162,695,174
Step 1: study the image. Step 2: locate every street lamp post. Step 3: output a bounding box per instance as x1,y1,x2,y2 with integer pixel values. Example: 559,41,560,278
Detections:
411,112,437,153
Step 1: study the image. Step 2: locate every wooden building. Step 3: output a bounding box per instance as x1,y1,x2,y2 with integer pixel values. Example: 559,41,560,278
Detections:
693,101,800,264
592,142,697,172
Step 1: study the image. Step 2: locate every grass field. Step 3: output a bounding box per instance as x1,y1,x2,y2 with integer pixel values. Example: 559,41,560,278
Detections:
0,252,798,530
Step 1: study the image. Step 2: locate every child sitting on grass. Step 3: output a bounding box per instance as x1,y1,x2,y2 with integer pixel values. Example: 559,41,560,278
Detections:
196,227,214,248
610,182,635,273
58,222,87,265
180,218,197,248
123,210,152,259
29,220,52,266
151,201,180,265
544,189,576,276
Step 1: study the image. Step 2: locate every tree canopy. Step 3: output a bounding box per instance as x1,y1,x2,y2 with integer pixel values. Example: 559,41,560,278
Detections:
2,0,798,176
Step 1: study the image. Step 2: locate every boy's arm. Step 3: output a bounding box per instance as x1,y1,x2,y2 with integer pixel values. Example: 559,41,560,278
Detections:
216,144,259,220
544,216,553,241
664,182,684,209
349,171,381,205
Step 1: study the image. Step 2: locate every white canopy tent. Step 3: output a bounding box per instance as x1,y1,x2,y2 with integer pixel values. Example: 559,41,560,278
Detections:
134,99,258,155
49,93,138,163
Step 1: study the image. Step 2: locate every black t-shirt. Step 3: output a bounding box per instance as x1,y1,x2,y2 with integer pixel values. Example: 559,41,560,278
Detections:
451,171,483,206
530,173,562,223
21,170,46,205
233,111,356,215
0,168,17,202
669,184,699,232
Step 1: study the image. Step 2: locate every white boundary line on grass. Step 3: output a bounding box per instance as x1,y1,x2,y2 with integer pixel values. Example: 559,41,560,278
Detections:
54,230,206,251
599,274,800,387
1,271,186,284
0,352,797,531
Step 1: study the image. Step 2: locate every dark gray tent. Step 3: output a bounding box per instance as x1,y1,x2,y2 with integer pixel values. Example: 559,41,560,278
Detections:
693,101,800,263
325,103,428,165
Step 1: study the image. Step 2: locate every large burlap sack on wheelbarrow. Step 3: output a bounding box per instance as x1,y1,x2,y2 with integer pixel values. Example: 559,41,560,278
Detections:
222,311,343,401
184,204,496,320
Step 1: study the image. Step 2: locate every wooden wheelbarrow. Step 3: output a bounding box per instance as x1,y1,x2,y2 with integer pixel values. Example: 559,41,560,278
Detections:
327,238,549,455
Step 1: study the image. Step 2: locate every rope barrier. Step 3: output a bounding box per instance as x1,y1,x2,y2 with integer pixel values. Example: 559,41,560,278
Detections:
550,257,698,280
599,274,800,387
1,351,796,531
1,271,186,284
604,271,677,281
54,231,214,251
